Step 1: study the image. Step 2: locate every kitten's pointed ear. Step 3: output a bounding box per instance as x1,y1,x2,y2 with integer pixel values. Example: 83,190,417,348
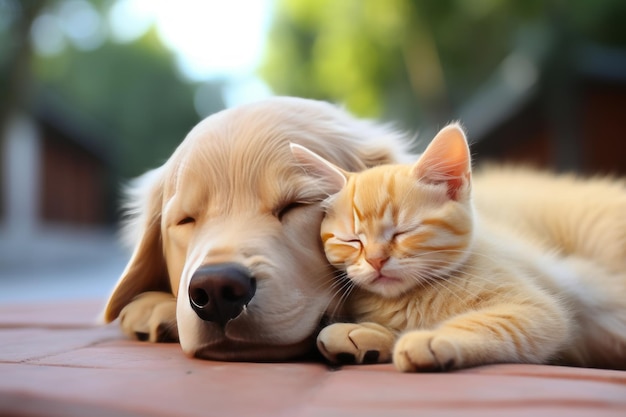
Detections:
290,143,348,193
412,123,471,200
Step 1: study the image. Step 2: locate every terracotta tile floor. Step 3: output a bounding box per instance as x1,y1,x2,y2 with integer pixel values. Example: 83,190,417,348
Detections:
1,300,625,417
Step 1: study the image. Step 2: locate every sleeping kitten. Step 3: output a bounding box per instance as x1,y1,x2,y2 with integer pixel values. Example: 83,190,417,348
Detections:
291,124,626,372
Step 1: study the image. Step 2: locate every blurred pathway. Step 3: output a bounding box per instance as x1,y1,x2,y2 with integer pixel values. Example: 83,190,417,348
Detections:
0,226,127,303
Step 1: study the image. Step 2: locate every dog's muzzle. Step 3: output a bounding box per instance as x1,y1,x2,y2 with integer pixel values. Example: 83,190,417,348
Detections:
188,263,257,328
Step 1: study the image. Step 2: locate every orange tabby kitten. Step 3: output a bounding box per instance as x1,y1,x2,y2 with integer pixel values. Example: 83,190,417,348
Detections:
291,124,626,372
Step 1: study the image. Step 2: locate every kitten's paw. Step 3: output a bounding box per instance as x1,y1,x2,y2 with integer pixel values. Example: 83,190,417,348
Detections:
119,291,178,343
317,322,395,365
393,331,458,372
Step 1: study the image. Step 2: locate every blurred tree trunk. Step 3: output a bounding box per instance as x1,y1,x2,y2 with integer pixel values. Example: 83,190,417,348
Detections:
0,1,45,224
0,1,45,128
542,2,583,172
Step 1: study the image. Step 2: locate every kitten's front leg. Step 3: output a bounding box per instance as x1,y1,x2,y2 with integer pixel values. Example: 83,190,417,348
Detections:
393,302,570,372
393,330,457,371
317,322,396,365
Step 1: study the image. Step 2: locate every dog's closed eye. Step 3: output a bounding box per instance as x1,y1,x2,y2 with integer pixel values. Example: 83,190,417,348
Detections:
276,202,308,222
177,217,195,226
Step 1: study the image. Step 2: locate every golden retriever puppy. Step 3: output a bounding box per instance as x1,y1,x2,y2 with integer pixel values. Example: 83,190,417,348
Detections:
103,97,412,361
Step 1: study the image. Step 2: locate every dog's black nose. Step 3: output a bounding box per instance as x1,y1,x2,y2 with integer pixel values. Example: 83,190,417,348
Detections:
188,263,256,327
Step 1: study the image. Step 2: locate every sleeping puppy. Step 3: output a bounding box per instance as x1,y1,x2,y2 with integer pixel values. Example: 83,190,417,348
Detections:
103,97,412,361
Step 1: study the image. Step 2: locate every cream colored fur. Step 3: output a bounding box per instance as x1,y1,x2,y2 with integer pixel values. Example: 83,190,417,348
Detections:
472,166,626,369
294,124,626,371
102,97,413,361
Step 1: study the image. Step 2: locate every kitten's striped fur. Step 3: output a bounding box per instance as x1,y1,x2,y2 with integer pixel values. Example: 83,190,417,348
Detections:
291,124,626,372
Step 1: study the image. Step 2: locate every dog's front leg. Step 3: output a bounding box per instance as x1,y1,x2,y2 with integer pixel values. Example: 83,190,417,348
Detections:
118,291,178,343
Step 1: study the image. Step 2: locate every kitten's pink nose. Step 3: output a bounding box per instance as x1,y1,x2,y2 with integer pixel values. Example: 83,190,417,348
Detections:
366,256,388,271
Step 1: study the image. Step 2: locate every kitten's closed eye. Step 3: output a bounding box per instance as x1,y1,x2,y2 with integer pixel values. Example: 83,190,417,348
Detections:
323,234,362,266
334,235,362,247
392,230,408,240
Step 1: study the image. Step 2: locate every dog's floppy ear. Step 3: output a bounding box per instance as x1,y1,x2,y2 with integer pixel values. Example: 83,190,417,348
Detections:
103,167,170,323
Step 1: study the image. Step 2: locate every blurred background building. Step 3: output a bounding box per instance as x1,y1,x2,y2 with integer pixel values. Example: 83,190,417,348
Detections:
1,0,625,302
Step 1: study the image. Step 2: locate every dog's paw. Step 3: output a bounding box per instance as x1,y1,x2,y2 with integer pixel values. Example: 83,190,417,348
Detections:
393,330,458,372
317,322,395,365
118,291,178,343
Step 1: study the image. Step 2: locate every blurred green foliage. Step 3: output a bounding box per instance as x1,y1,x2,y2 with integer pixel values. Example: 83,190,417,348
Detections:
4,0,626,180
31,28,201,178
0,0,224,181
262,0,626,129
